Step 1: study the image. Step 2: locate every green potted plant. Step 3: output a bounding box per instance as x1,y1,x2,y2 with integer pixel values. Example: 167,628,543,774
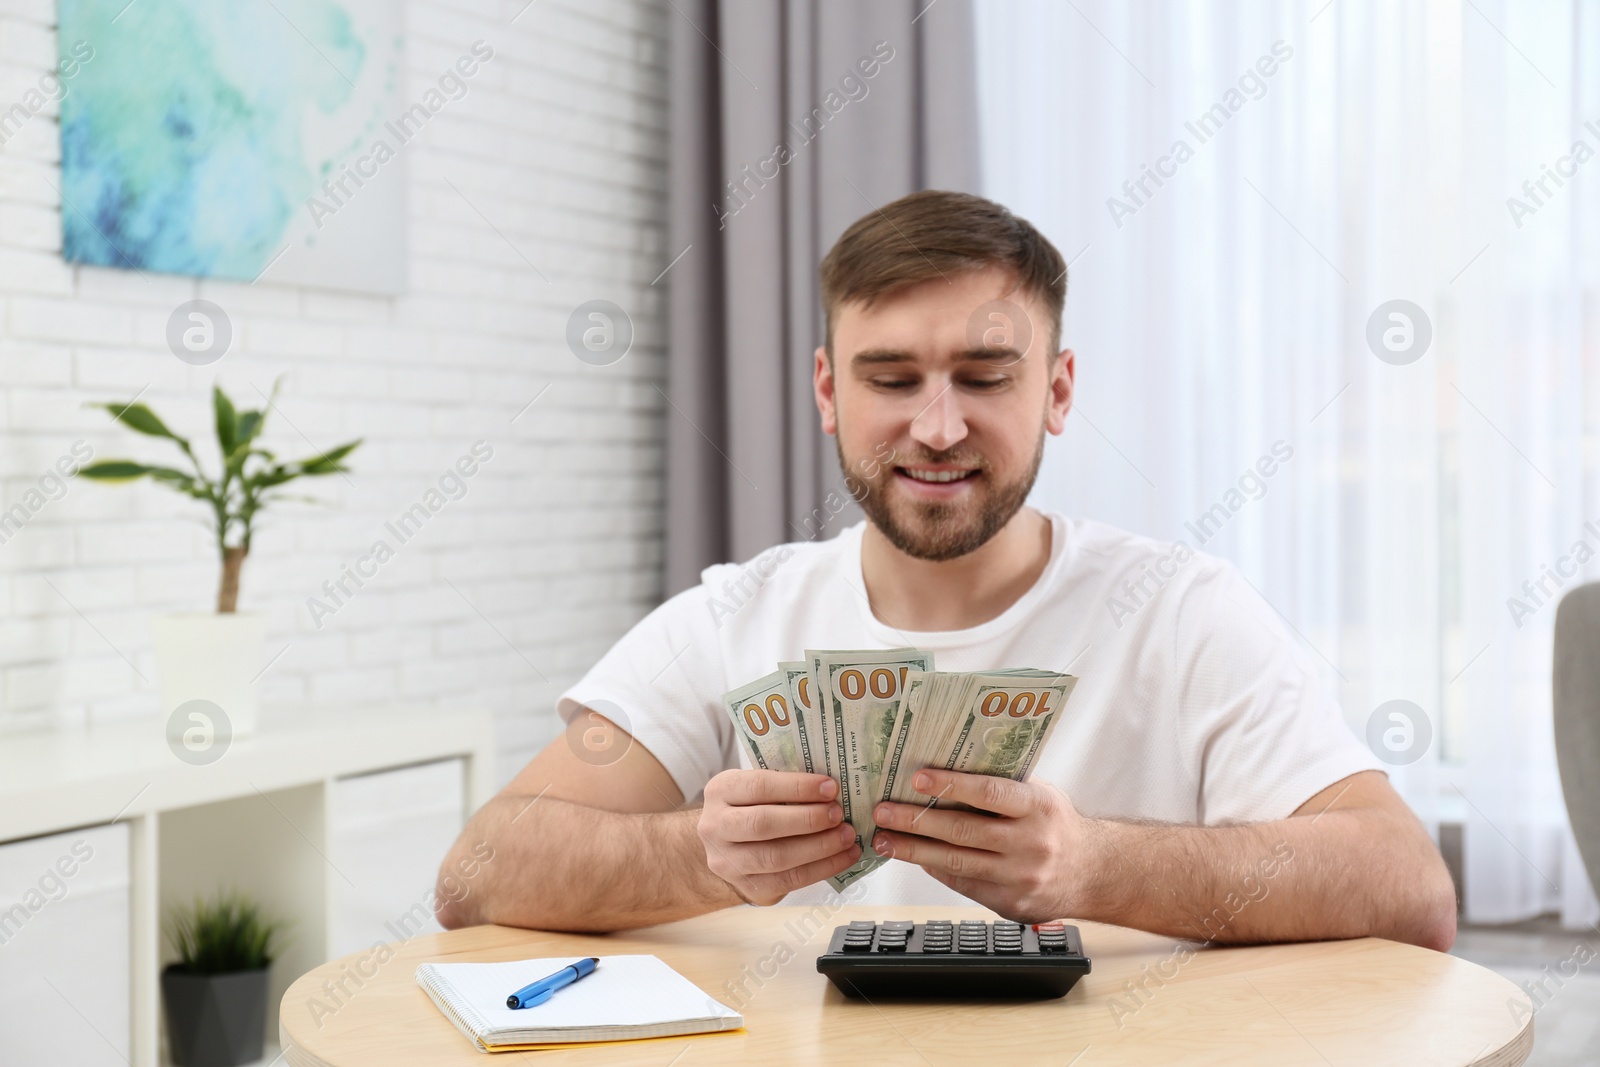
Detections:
162,892,286,1067
79,382,359,735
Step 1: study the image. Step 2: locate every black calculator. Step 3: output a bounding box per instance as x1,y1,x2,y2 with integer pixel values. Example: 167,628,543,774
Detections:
816,919,1091,998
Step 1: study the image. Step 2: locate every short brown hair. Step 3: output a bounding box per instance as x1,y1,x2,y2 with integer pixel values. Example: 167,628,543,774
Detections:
818,189,1067,358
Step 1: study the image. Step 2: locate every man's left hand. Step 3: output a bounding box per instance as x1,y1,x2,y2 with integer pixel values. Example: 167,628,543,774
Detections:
872,769,1095,924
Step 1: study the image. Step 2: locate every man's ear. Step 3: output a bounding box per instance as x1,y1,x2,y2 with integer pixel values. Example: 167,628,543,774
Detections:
1045,347,1075,435
814,345,838,436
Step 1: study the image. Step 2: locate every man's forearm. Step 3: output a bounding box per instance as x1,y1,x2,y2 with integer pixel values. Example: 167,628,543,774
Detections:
437,794,743,932
1080,806,1457,950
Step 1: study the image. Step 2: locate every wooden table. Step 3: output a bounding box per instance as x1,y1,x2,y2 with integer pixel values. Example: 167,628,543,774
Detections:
280,905,1533,1066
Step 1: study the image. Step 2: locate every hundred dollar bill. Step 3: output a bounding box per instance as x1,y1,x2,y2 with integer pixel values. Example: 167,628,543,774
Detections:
778,660,822,775
721,669,805,772
880,671,1077,814
808,647,935,890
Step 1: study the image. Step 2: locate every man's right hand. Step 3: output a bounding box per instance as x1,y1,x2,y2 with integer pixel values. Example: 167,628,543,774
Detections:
697,770,862,906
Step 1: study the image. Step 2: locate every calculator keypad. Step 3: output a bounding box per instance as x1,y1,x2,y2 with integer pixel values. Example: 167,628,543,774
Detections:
819,919,1091,1000
825,919,1086,957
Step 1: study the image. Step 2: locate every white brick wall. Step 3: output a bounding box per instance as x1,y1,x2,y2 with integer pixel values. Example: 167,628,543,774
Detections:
0,0,671,784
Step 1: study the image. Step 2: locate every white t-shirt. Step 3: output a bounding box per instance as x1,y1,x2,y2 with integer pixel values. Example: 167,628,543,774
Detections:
556,512,1385,907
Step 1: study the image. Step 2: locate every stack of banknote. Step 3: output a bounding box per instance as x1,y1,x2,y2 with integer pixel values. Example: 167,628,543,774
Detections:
720,648,1078,890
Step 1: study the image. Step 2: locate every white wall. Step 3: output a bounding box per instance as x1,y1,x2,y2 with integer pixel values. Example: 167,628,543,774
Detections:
0,0,670,784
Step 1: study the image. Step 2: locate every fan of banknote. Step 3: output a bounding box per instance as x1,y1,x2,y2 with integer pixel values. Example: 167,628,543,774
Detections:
721,649,1078,890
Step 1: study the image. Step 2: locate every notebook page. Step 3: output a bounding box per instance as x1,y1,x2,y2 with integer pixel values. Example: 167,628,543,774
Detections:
419,955,740,1037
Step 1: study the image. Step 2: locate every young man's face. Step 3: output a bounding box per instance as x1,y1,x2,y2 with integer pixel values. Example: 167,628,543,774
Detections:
815,265,1074,561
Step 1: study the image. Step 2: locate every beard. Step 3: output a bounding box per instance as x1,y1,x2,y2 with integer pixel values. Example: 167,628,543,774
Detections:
839,430,1046,562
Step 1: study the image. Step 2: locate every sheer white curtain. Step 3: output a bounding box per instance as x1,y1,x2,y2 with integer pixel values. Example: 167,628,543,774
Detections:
976,0,1600,927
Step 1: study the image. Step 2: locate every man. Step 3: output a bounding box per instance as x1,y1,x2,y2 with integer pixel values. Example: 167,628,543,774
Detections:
437,190,1457,951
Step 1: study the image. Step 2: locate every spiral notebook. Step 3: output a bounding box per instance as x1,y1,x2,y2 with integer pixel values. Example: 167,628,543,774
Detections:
415,955,744,1052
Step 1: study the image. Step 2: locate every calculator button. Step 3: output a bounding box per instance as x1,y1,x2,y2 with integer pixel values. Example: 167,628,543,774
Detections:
848,921,875,930
842,940,872,952
877,941,907,952
993,942,1022,954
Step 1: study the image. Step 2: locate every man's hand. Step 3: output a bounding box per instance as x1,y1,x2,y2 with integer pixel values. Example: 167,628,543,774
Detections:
872,769,1090,924
698,770,862,906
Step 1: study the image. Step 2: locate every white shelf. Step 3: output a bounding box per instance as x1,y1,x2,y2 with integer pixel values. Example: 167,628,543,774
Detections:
0,705,494,842
0,705,495,1067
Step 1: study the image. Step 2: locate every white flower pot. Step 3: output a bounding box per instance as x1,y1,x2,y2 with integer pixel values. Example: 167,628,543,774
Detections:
151,613,268,738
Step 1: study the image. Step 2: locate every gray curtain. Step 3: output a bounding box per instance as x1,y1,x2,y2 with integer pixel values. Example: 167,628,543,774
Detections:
665,0,981,595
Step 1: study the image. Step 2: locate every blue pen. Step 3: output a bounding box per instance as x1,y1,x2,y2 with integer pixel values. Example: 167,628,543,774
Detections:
506,957,600,1009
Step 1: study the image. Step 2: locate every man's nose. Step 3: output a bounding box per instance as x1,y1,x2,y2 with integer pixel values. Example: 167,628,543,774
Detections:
908,382,969,453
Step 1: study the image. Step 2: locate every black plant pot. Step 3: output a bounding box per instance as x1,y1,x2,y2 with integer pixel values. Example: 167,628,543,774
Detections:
161,965,268,1067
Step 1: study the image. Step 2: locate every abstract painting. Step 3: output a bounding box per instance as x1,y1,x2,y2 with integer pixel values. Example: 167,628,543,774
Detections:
58,0,404,293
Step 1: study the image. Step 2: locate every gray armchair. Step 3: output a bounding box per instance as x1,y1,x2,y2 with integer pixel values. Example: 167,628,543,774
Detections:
1554,583,1600,900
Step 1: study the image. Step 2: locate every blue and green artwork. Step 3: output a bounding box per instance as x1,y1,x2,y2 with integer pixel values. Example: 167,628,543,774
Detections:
59,0,404,292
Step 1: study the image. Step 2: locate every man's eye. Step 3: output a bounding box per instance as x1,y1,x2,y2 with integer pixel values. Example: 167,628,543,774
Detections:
870,378,918,390
964,377,1009,390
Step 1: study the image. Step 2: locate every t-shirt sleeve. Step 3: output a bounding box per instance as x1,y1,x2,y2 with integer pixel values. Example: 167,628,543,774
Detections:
1174,559,1387,825
554,585,736,804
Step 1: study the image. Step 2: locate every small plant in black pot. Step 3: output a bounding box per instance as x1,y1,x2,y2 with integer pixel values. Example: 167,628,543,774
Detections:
162,892,285,1067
